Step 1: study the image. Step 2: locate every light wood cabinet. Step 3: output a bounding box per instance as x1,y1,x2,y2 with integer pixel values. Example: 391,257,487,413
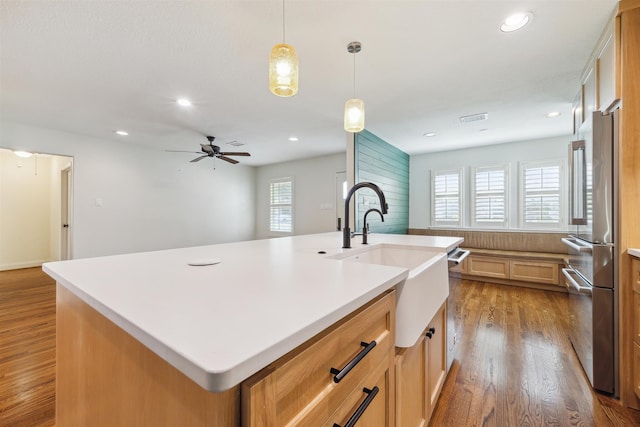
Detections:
242,290,395,426
394,302,447,426
464,252,562,287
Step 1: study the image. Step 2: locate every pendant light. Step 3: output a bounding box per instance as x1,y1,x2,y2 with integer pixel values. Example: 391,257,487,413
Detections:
269,0,298,97
344,41,365,133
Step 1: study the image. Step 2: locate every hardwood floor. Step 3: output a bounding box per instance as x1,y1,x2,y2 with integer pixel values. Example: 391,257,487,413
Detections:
0,267,55,427
2,270,640,426
431,279,640,427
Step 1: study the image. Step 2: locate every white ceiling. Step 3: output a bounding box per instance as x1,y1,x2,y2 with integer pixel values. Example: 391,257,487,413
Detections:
0,0,617,166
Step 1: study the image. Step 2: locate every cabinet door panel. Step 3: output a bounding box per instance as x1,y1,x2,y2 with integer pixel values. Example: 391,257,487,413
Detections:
426,304,447,419
468,256,509,279
509,260,559,285
394,341,426,427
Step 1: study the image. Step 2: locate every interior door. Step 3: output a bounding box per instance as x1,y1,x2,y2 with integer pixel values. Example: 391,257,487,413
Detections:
61,167,72,260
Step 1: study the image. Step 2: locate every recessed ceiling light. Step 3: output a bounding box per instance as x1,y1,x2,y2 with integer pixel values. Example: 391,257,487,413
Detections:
545,111,561,118
13,150,33,158
479,128,489,132
114,130,129,136
500,12,532,32
288,137,299,142
423,132,436,137
176,98,192,107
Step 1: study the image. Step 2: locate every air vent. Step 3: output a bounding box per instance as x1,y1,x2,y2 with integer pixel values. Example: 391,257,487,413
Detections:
459,112,489,124
226,140,245,147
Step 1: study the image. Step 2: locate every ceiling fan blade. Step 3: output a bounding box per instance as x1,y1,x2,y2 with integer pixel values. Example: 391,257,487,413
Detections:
166,150,202,154
218,155,239,164
190,155,209,163
219,152,251,156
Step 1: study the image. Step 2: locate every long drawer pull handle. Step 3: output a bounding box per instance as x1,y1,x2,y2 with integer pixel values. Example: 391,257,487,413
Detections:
330,341,376,383
333,386,379,427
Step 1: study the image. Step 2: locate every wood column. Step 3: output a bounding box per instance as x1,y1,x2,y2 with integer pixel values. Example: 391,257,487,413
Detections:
617,0,640,409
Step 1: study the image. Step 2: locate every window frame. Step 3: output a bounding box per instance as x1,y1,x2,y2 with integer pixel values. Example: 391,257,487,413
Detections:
269,176,294,235
431,168,463,228
518,160,564,230
470,164,509,229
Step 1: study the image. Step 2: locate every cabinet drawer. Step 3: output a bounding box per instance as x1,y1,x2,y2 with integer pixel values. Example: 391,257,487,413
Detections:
467,256,509,279
324,358,394,427
242,290,395,426
509,260,559,285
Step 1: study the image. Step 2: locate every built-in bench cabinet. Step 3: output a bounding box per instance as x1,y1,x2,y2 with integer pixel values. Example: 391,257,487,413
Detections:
457,249,564,290
394,302,447,426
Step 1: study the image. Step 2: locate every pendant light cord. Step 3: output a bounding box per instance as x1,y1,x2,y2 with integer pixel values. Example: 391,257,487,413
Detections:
353,52,356,98
282,0,286,43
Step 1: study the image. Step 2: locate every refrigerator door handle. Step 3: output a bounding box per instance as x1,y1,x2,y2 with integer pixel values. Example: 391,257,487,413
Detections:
562,268,593,295
569,140,588,226
561,237,593,254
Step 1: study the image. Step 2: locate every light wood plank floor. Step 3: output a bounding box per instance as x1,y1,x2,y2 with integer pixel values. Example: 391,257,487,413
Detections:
431,279,640,427
2,269,640,426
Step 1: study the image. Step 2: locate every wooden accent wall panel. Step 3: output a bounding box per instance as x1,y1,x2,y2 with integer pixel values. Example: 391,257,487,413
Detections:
408,229,567,254
56,285,239,426
355,130,409,234
618,0,640,409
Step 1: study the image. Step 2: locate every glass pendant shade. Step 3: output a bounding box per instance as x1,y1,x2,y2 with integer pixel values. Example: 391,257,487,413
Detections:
344,98,365,132
269,43,299,97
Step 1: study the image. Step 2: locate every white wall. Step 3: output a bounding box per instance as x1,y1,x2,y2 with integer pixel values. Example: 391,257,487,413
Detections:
0,150,53,269
0,120,256,259
255,153,346,239
409,135,570,230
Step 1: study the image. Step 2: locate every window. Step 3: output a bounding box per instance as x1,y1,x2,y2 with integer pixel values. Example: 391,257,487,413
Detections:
520,161,562,228
269,177,293,233
431,169,462,227
471,165,507,227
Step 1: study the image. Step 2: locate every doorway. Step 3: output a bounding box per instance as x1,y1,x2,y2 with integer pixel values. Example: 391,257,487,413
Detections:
0,148,74,270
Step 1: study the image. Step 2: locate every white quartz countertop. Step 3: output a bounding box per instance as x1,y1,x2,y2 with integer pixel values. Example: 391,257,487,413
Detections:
43,232,462,392
629,248,640,258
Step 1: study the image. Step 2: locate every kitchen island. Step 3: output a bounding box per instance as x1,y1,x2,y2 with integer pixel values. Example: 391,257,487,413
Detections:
44,232,462,426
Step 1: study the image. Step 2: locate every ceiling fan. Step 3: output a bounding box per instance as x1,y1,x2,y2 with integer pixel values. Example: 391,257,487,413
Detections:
166,136,251,164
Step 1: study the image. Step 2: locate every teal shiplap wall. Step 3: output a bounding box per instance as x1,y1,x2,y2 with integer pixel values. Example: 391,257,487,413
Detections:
354,130,409,234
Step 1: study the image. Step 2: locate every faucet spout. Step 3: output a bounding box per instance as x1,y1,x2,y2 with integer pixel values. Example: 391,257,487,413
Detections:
362,208,384,245
343,182,388,249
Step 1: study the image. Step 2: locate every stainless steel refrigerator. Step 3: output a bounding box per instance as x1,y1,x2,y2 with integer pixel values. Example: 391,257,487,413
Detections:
562,108,619,395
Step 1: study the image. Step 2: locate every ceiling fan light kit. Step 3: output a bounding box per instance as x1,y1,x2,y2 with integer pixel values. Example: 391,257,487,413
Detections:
344,41,365,133
269,0,298,97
